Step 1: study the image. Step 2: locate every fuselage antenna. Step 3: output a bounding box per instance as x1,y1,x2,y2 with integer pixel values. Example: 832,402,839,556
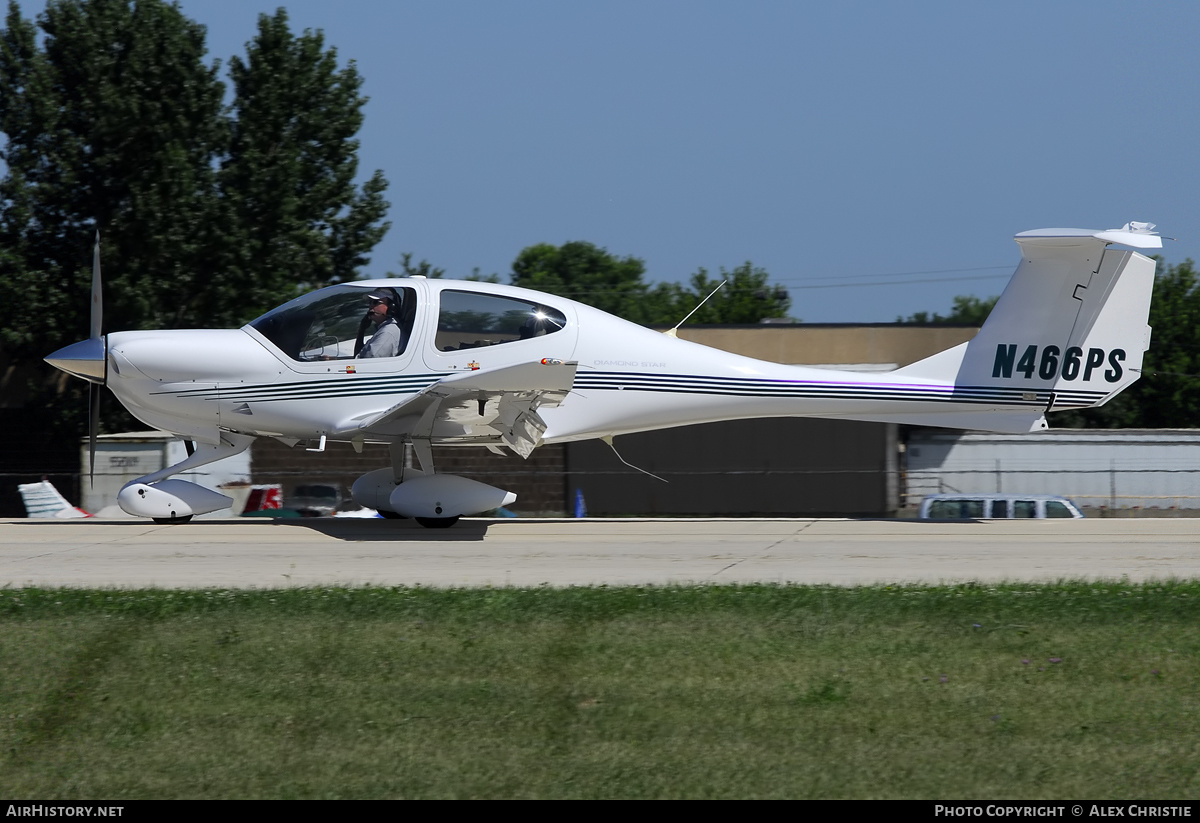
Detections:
664,280,727,338
602,435,668,483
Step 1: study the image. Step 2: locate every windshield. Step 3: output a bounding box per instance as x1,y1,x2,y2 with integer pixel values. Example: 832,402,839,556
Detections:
248,284,416,361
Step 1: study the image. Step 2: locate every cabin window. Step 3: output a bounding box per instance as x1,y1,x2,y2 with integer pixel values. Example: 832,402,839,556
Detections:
1044,501,1074,518
926,499,983,519
1013,500,1036,518
248,285,416,361
435,290,566,352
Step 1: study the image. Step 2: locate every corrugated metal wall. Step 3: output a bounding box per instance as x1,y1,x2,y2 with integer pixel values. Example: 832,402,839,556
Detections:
906,430,1200,511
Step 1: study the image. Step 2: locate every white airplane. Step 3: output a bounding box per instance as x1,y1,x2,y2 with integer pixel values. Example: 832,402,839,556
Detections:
46,222,1162,526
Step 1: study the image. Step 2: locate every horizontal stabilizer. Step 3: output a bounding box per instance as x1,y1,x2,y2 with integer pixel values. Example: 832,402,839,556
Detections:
1015,223,1162,250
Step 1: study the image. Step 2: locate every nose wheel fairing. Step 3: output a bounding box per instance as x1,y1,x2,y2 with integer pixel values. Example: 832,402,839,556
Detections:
116,432,254,520
118,479,233,521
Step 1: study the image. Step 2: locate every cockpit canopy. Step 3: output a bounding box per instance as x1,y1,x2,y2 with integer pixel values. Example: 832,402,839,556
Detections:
248,284,415,361
247,283,568,361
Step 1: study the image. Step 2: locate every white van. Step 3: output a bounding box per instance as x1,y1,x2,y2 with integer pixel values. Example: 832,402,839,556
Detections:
919,494,1084,520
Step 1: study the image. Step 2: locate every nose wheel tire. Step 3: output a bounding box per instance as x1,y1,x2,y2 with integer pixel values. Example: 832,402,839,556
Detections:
152,515,193,524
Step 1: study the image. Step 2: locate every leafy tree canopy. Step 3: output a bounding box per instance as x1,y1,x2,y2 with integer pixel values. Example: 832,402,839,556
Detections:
388,252,502,282
897,294,998,325
1057,258,1200,429
507,240,792,326
669,263,791,325
0,0,389,436
220,8,389,319
511,241,650,321
389,252,446,280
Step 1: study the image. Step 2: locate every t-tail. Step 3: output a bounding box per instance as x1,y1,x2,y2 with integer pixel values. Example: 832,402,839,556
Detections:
890,223,1161,433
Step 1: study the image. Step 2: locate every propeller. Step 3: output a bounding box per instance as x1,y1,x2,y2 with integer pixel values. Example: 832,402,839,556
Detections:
87,231,103,485
44,232,107,485
90,230,102,339
88,381,100,484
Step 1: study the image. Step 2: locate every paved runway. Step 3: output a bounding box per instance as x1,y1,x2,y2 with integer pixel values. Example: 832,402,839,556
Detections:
4,516,1200,588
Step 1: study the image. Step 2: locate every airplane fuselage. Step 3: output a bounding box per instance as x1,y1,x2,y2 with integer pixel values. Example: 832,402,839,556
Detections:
100,276,1077,450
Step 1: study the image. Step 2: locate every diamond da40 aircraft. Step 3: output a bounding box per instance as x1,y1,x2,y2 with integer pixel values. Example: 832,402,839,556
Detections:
46,222,1162,526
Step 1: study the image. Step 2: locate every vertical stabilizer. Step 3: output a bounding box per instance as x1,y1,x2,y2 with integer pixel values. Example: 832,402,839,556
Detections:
18,480,90,518
895,224,1160,415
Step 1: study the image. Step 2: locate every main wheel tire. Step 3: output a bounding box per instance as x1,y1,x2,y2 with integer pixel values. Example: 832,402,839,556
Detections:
152,515,193,524
415,516,460,529
378,509,408,520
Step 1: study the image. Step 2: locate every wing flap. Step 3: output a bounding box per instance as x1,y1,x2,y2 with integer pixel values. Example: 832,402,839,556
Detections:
354,360,576,456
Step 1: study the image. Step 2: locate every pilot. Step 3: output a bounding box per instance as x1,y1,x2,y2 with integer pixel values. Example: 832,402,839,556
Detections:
356,292,402,358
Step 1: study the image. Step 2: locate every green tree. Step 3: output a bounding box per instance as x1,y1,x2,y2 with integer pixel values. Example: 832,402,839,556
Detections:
389,252,446,279
511,241,651,322
219,8,388,322
508,241,791,325
0,0,390,438
1056,259,1200,429
671,262,791,324
1136,259,1200,426
0,0,227,345
387,252,503,282
0,0,229,439
897,294,998,325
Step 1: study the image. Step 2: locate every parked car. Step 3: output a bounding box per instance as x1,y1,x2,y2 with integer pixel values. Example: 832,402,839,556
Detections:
919,493,1083,520
288,483,343,517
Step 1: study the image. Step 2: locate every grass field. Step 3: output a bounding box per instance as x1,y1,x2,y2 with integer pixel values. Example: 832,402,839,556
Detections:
2,583,1199,799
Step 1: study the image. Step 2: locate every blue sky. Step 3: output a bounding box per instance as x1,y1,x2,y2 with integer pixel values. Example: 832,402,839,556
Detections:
37,1,1200,321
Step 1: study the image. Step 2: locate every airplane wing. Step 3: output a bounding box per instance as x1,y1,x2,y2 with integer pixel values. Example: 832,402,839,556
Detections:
349,360,577,457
